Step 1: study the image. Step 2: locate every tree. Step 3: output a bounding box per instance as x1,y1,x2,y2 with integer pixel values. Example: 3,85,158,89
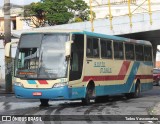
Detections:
23,0,94,27
42,0,74,25
72,0,90,22
24,2,45,27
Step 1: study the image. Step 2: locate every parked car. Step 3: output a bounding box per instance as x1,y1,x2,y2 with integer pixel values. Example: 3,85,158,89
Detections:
153,68,160,86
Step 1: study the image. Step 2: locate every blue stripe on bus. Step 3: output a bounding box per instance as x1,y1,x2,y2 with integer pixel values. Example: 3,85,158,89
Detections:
95,62,141,96
28,80,36,84
125,62,140,92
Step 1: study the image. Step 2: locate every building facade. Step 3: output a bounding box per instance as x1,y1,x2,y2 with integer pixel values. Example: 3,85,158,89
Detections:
0,4,31,79
0,4,31,33
84,0,160,19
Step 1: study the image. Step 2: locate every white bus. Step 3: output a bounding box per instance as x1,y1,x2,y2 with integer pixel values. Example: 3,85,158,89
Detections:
6,30,153,106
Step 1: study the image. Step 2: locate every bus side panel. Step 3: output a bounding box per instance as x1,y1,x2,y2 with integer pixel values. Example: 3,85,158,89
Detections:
69,87,86,99
83,59,153,97
135,61,153,92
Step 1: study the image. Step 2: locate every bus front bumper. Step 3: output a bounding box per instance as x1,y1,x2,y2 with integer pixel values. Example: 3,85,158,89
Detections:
14,85,70,100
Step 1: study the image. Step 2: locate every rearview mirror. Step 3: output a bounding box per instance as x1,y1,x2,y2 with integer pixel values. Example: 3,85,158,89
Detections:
5,41,19,57
65,41,73,57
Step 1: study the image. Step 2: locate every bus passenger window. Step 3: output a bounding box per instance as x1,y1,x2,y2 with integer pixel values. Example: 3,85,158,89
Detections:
86,37,99,58
107,41,112,58
114,42,119,59
113,42,124,60
93,38,99,57
87,38,93,57
101,39,112,59
125,43,134,60
144,46,152,61
135,45,144,61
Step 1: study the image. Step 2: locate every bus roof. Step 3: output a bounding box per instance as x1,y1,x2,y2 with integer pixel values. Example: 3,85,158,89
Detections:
73,31,152,46
21,29,152,46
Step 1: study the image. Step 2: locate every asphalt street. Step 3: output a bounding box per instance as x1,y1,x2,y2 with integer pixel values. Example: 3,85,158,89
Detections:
0,82,160,124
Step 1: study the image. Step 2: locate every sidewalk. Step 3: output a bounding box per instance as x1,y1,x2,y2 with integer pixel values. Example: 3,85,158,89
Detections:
152,102,160,115
0,79,14,94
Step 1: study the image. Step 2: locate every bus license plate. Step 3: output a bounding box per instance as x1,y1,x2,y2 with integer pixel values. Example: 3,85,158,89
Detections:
33,92,42,96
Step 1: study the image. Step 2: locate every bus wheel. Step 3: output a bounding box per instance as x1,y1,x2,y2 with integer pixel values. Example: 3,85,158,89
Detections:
82,84,94,105
125,82,140,99
134,82,140,98
40,99,49,106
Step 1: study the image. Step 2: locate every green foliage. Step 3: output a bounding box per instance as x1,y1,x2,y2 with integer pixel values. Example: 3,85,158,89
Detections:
24,2,45,27
24,0,94,27
74,17,83,22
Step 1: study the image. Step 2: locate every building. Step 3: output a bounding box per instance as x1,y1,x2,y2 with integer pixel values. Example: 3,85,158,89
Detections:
156,46,160,68
84,0,160,19
0,4,31,79
0,0,160,78
0,3,31,32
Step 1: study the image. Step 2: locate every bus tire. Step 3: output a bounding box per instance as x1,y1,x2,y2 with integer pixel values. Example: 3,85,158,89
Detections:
134,81,140,98
40,99,49,106
82,83,95,105
125,81,141,99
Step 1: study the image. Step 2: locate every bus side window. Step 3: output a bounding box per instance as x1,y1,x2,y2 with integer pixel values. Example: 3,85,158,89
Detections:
107,41,112,58
86,37,99,58
87,37,93,57
119,42,124,59
144,46,152,61
114,42,119,59
93,38,99,58
135,45,144,61
101,40,106,58
101,39,112,59
113,41,124,60
125,43,134,60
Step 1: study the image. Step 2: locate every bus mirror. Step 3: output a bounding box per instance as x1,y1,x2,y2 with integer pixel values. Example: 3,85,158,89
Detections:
65,41,73,57
5,41,19,57
5,42,11,57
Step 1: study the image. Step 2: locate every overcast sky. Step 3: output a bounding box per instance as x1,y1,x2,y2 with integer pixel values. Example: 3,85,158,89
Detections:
0,0,40,5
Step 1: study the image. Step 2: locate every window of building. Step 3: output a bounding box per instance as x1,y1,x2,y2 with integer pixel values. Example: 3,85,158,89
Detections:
12,20,16,30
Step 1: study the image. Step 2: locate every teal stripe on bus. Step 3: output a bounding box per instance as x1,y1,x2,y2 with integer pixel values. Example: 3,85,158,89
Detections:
28,80,36,84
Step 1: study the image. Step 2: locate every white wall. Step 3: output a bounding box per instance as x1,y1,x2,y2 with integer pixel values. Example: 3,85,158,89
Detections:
157,45,160,61
0,39,17,79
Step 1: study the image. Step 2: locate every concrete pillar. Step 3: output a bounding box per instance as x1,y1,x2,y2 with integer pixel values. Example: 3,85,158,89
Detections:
151,42,158,67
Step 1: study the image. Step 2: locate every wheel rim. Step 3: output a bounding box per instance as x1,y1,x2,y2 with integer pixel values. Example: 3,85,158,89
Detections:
136,84,140,97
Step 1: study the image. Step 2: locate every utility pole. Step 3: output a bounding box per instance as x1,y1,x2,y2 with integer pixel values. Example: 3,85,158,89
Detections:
4,0,12,92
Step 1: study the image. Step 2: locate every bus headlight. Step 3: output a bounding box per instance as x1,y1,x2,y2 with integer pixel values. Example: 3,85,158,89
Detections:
14,82,23,87
53,82,67,88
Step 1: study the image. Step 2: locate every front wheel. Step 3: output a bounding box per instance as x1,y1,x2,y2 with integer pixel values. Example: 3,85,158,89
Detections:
82,85,94,105
40,99,49,106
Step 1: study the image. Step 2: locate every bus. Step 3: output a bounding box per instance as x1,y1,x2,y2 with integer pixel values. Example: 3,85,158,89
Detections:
9,30,153,106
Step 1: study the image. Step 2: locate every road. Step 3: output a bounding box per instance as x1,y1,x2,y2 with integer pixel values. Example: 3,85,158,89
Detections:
0,86,160,124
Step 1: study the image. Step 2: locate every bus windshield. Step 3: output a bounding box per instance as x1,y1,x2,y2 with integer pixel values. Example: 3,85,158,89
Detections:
15,33,69,79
